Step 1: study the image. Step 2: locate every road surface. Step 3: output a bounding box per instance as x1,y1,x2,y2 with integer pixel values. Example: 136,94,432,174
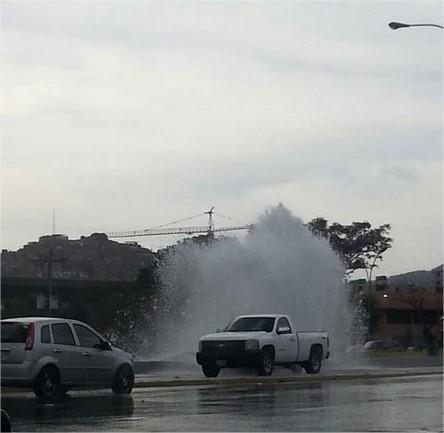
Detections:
1,372,442,431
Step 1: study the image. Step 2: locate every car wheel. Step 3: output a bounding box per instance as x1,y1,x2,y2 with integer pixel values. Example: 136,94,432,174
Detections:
201,363,220,377
256,349,274,376
304,347,322,374
1,409,11,432
112,364,135,394
33,365,61,402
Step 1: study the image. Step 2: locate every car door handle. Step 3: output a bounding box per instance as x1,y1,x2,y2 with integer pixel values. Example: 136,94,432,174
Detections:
82,352,91,357
289,337,296,341
1,347,10,352
53,348,62,353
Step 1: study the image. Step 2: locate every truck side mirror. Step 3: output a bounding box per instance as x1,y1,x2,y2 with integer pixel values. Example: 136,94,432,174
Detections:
277,326,291,335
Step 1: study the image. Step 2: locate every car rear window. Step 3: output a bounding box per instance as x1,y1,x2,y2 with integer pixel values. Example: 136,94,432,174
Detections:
1,322,29,343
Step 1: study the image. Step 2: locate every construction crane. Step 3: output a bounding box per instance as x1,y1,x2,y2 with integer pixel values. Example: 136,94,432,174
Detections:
107,207,254,239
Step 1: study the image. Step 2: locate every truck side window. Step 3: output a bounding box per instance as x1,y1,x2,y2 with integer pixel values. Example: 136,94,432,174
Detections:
277,318,292,334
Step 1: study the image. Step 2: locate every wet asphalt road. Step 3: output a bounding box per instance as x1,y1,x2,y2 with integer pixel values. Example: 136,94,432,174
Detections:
2,373,442,432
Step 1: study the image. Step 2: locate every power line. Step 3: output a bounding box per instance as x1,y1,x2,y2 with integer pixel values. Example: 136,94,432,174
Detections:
213,212,248,226
148,212,206,230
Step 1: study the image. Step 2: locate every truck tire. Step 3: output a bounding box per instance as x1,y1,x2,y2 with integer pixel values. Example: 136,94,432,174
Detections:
33,365,62,402
304,346,322,374
202,363,220,378
256,349,274,376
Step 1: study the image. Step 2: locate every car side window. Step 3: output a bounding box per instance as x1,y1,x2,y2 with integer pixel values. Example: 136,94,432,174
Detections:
51,323,76,346
277,317,292,334
41,325,51,343
73,324,102,348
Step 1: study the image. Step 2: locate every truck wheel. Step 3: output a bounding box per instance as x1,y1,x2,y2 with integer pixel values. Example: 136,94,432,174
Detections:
202,363,220,378
256,349,274,376
112,364,135,394
304,347,322,374
33,365,62,402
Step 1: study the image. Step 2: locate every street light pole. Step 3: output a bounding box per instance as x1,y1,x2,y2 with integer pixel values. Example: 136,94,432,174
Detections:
389,21,444,30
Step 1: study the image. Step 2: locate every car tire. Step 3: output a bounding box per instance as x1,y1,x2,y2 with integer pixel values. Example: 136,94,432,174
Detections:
304,347,322,374
1,409,11,432
111,364,135,394
201,363,220,378
256,349,274,376
33,365,62,402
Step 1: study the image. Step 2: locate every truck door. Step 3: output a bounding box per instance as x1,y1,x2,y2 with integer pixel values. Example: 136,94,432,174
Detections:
275,317,298,362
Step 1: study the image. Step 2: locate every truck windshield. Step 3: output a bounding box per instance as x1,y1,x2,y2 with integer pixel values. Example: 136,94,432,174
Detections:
226,317,275,333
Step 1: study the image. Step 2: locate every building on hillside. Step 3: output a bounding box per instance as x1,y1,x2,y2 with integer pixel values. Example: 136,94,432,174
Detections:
432,264,443,293
1,233,155,281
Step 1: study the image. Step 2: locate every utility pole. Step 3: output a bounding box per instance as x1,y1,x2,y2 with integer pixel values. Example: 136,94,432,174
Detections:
46,247,54,316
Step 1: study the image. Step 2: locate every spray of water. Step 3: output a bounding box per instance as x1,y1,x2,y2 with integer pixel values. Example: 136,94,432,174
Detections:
153,204,357,360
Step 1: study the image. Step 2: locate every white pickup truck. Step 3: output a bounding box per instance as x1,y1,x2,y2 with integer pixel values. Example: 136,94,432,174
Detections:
196,314,329,377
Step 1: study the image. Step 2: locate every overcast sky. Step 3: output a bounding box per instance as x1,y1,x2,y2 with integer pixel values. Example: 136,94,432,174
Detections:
1,1,442,277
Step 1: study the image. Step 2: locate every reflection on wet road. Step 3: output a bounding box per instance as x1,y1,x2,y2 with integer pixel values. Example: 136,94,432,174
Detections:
2,374,442,431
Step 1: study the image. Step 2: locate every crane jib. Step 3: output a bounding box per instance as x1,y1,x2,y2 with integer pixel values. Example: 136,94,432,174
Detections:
107,224,254,238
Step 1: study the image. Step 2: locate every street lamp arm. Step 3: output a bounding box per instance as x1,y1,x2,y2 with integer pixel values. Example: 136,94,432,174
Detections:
389,21,444,30
408,23,444,29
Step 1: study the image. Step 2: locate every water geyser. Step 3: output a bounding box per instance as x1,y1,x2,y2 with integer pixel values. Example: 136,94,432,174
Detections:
154,204,355,358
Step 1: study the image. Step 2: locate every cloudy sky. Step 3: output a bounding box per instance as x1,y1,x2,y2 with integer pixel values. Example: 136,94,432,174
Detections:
1,1,442,277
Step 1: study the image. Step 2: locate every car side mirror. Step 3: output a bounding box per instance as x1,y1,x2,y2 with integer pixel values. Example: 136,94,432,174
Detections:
95,341,112,351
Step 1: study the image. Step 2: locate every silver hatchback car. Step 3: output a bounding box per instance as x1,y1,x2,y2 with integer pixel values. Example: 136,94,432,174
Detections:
1,317,135,402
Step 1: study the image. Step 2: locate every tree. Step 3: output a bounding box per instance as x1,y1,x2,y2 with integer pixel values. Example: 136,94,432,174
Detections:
307,217,392,285
108,259,160,355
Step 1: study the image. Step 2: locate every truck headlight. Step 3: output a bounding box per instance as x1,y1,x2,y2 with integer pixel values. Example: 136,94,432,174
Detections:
245,339,259,351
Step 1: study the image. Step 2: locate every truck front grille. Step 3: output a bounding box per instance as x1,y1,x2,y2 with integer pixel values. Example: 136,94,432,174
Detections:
201,340,245,356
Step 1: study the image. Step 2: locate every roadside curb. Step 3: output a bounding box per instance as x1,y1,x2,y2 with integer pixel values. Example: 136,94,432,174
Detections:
133,368,443,389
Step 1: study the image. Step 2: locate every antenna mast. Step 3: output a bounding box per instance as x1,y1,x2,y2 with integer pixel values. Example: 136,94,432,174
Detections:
52,209,56,235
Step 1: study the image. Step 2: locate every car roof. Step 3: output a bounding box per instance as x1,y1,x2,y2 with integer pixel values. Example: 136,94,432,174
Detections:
236,314,284,319
1,317,84,324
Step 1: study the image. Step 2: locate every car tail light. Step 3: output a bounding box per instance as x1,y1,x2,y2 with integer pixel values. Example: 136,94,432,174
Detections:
25,323,35,350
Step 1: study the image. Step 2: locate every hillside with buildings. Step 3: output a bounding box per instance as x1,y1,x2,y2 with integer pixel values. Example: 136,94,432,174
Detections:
1,233,155,281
